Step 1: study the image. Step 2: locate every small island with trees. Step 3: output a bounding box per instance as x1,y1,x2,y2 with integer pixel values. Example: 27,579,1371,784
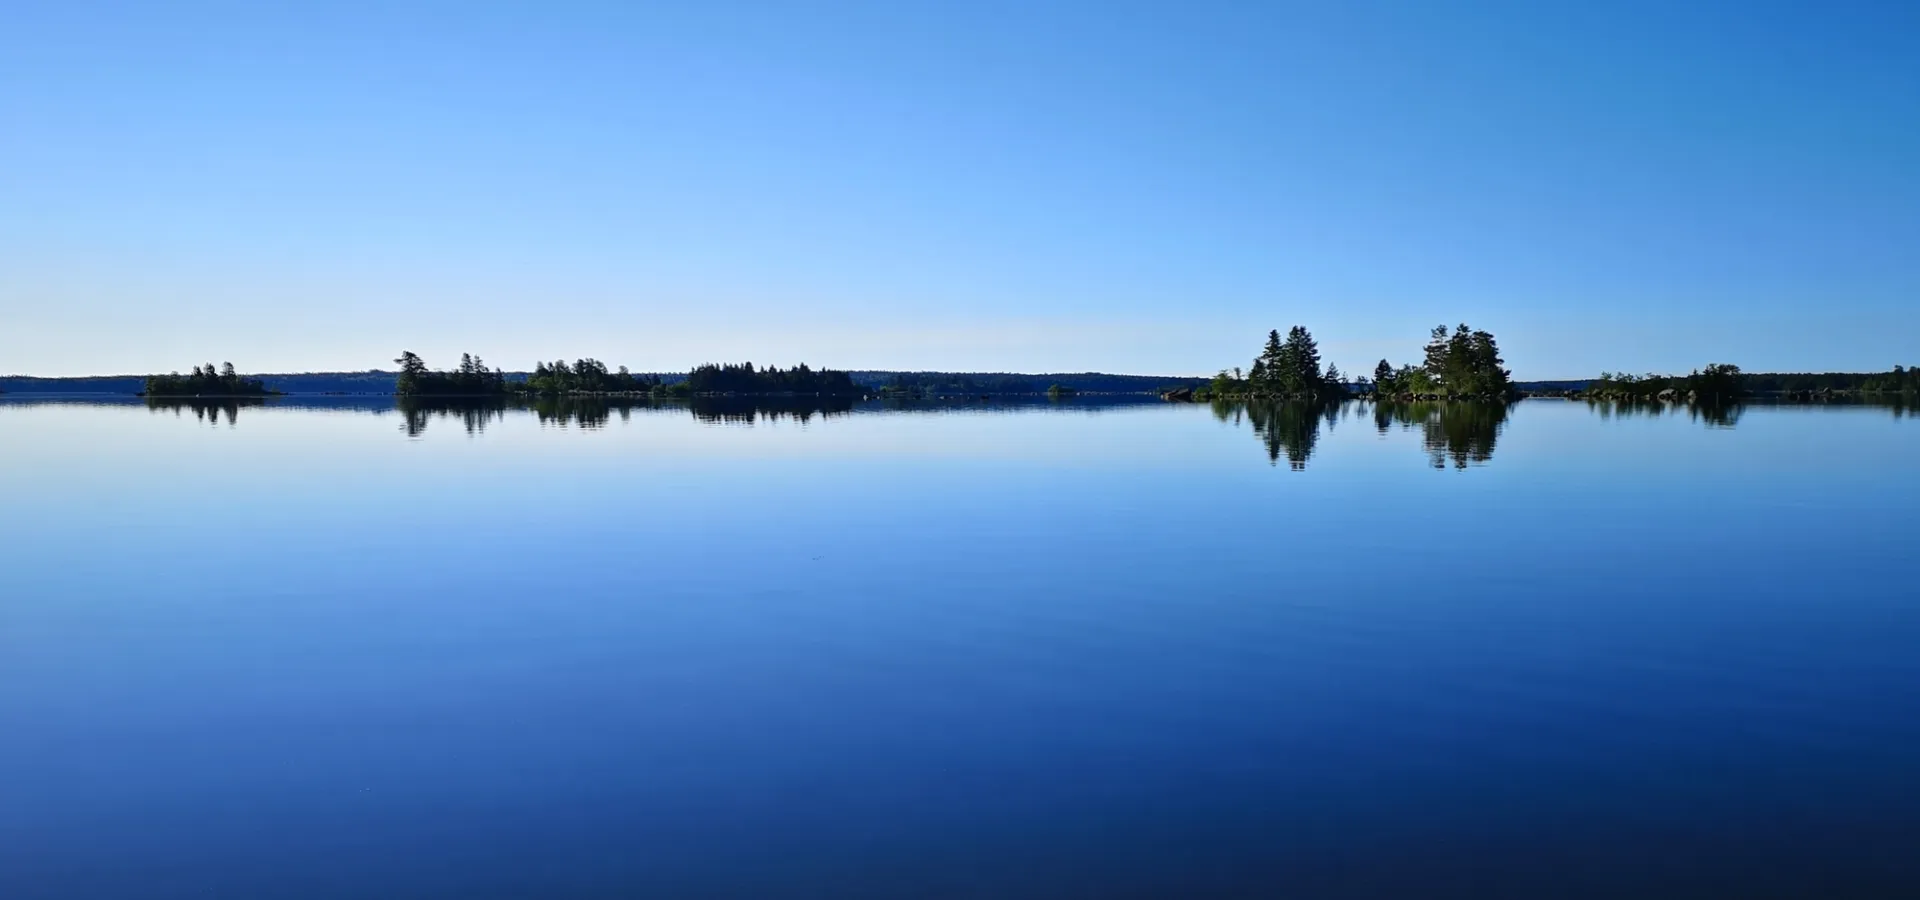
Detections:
1367,324,1514,401
1191,326,1348,400
143,363,279,397
1579,364,1746,403
1181,323,1514,402
386,351,864,399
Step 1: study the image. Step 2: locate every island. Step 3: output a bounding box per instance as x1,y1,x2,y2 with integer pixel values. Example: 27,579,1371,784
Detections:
389,351,863,399
1184,323,1515,402
143,363,278,397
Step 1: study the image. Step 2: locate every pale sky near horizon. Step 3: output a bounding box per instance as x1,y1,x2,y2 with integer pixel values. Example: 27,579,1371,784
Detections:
4,0,1917,378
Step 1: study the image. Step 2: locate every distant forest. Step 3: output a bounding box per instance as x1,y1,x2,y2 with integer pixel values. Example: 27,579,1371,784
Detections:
1586,364,1918,399
687,362,859,395
3,367,1202,396
389,352,868,397
1739,368,1918,394
5,358,1916,398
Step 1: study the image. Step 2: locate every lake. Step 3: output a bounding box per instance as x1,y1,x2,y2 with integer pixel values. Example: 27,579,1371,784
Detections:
2,396,1916,898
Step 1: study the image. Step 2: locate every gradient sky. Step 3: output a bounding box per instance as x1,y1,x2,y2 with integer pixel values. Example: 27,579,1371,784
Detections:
4,0,1916,378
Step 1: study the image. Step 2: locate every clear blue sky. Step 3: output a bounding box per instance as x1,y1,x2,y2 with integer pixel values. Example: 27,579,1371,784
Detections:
4,0,1916,378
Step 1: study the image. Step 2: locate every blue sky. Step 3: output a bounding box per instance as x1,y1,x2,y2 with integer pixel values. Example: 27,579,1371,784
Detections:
3,0,1916,378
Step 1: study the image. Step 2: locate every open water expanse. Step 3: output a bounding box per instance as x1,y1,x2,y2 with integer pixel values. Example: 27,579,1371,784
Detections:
1,396,1916,898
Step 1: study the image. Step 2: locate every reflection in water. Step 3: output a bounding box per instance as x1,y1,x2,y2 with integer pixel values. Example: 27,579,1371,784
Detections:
532,398,628,430
394,397,866,435
21,396,1906,455
1369,401,1511,469
399,399,510,437
1221,399,1510,470
145,398,267,427
688,397,855,425
1245,401,1328,470
1422,402,1510,470
1210,399,1241,426
1586,398,1745,429
1688,402,1743,429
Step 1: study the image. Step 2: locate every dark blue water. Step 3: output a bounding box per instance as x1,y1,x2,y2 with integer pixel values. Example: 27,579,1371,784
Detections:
2,397,1916,898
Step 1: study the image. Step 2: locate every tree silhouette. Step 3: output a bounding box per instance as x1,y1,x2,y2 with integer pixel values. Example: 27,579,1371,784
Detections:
684,362,858,395
145,362,271,396
393,351,508,396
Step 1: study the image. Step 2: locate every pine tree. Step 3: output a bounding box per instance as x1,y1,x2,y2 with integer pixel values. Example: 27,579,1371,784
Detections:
1374,359,1395,394
1276,326,1323,396
1255,330,1285,394
1423,325,1450,382
1445,324,1475,391
1466,329,1511,396
394,351,428,396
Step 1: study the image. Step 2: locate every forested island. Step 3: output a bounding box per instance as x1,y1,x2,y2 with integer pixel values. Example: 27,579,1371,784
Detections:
1189,326,1349,401
1579,364,1746,402
684,362,858,395
391,351,678,397
389,351,862,398
1183,323,1513,402
143,363,278,397
1580,364,1918,400
1175,323,1914,405
1366,324,1514,400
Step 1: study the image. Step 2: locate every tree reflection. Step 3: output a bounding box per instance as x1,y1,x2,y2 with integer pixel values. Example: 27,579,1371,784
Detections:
394,396,862,432
532,397,619,429
399,399,508,436
1586,398,1744,429
1367,401,1511,469
1245,401,1326,470
688,397,855,425
145,397,263,426
1210,398,1242,425
1418,402,1510,469
1687,401,1743,429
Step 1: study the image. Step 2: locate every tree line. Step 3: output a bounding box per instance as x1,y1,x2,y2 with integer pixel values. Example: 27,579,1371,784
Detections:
1205,325,1345,399
144,362,274,396
392,352,510,396
42,368,1194,396
1583,363,1919,400
1585,364,1745,401
1200,323,1512,401
1368,324,1513,399
525,358,666,395
393,351,681,397
388,352,860,397
1742,366,1919,395
684,362,859,395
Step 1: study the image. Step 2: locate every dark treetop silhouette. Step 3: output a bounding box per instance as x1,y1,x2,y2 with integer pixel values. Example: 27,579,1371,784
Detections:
143,362,275,397
1194,323,1512,401
387,351,861,398
1367,324,1514,400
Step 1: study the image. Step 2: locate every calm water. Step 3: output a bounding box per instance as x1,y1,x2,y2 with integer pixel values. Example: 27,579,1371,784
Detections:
2,397,1916,898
